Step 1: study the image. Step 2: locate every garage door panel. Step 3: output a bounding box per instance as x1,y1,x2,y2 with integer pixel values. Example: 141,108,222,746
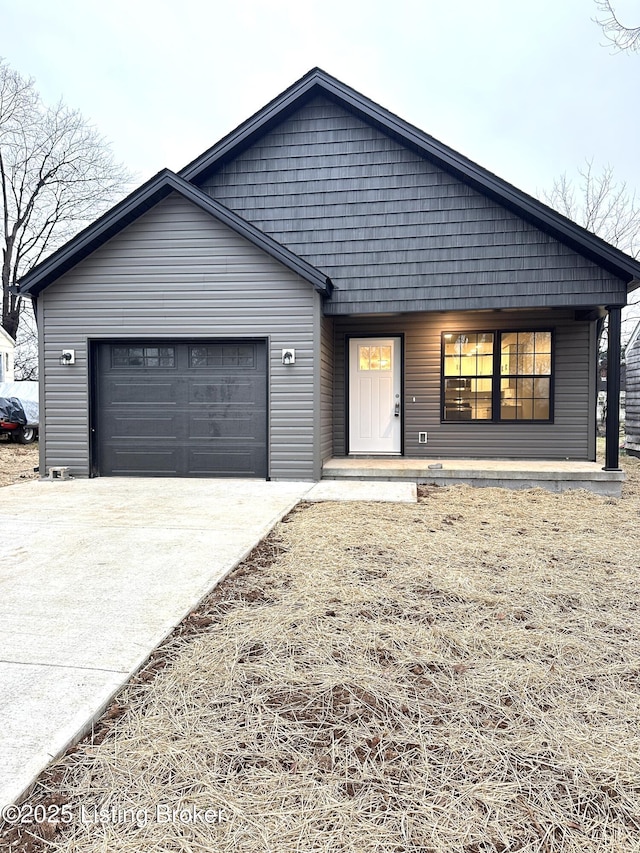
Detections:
103,415,178,440
107,449,180,476
189,413,262,439
95,340,267,477
190,379,261,404
188,447,265,475
106,380,178,405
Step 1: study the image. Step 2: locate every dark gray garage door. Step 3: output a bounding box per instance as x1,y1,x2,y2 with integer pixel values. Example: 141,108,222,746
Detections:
94,340,267,477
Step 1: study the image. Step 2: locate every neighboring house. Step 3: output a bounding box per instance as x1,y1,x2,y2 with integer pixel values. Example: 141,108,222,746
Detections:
17,69,640,480
0,327,15,383
597,353,626,430
626,322,640,457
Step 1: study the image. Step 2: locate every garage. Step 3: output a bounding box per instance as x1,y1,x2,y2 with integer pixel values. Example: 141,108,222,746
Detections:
93,340,268,477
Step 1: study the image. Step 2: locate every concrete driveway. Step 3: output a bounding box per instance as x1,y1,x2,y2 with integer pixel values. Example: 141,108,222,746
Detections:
0,477,313,809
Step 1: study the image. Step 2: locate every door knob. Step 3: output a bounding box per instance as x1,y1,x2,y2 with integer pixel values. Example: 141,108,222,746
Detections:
394,402,400,417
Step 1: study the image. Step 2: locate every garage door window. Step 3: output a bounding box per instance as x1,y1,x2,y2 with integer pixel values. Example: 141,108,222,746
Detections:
111,346,176,368
190,345,255,368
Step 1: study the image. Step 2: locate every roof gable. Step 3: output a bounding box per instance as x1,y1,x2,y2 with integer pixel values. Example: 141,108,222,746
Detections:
182,68,640,287
194,93,629,314
18,170,332,297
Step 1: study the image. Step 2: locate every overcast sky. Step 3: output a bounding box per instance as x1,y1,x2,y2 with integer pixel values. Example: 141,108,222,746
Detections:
2,0,639,203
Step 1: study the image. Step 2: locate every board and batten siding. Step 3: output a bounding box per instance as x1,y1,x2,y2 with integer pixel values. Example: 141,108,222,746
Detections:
38,192,322,480
199,96,628,314
626,330,640,456
333,311,595,460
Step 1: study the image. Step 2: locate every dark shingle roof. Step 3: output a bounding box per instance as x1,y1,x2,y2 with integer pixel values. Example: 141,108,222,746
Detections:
18,69,640,295
181,67,640,287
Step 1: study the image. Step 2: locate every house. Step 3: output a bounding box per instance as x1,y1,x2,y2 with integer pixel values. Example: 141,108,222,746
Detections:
0,327,15,383
597,351,626,430
17,69,640,481
626,321,640,457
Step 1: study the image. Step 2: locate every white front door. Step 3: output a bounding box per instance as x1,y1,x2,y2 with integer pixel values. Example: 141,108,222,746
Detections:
349,337,401,454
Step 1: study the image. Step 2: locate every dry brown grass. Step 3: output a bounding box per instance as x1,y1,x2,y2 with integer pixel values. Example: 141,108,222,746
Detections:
0,441,39,486
3,455,640,852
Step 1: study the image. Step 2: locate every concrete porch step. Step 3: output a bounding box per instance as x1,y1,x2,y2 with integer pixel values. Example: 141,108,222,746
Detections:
322,458,624,496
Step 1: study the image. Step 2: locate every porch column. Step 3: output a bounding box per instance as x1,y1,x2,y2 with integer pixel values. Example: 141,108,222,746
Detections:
604,305,622,471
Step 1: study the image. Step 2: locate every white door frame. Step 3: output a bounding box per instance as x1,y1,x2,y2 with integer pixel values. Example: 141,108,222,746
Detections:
348,336,402,454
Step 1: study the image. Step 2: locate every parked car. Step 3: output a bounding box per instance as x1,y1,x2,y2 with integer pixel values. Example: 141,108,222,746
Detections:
0,381,39,444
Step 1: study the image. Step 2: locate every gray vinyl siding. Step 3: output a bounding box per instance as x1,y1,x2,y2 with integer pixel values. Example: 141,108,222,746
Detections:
320,315,334,462
39,192,319,480
333,310,595,460
626,334,640,453
199,96,628,314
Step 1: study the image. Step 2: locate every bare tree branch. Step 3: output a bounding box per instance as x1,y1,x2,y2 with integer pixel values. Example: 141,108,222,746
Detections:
541,160,640,351
541,159,640,260
594,0,640,52
1,57,132,367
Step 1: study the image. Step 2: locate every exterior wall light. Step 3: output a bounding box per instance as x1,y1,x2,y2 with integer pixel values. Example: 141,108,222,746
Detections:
60,349,76,365
282,349,296,365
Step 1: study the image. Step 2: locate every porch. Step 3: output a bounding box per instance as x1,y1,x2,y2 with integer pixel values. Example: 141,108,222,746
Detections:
322,457,624,497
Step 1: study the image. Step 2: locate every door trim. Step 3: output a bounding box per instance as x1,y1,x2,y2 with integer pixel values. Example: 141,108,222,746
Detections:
346,334,404,455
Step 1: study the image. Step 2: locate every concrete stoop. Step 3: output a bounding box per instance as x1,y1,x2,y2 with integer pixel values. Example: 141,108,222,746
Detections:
322,458,624,497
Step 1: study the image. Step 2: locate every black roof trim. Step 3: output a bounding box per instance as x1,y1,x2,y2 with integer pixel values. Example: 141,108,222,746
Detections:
18,169,332,297
181,68,640,286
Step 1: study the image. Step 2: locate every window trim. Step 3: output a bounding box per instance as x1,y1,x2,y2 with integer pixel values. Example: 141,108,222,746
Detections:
440,329,555,424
